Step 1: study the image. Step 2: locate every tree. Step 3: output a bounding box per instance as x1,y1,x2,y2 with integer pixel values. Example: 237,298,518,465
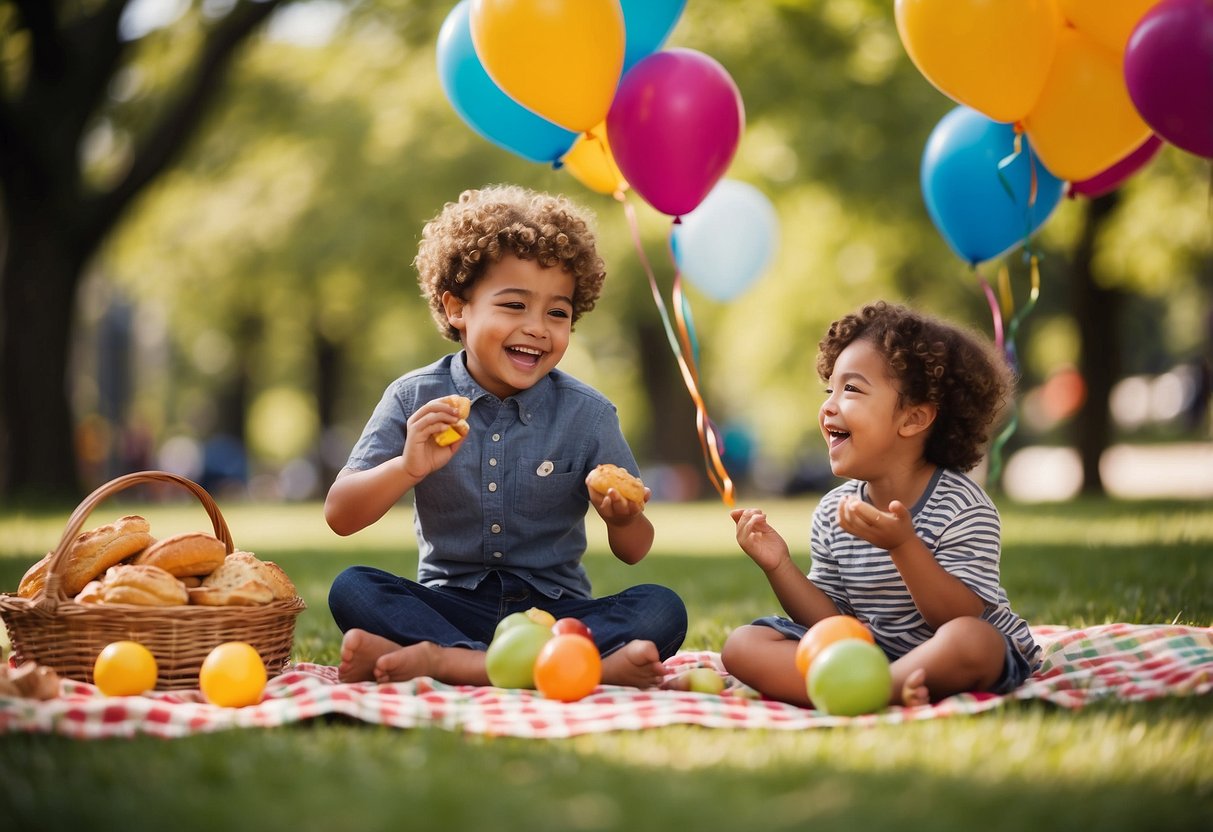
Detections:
0,0,290,500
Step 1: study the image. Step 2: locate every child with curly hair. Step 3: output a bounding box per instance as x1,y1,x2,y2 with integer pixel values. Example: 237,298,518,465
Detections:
721,301,1040,707
326,185,686,688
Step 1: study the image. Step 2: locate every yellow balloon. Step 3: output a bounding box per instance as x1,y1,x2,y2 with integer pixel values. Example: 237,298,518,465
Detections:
1057,0,1162,53
895,0,1061,123
1023,27,1152,182
470,0,625,134
562,123,628,197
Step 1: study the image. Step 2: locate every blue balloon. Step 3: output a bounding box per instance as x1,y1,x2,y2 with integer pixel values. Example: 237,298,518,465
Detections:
672,180,780,302
436,0,577,164
621,0,687,75
920,106,1065,265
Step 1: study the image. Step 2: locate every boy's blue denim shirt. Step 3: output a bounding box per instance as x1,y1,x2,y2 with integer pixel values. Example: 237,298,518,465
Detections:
345,351,640,600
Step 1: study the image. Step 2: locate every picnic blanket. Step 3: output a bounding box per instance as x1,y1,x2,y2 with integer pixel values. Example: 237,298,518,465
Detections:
2,623,1209,739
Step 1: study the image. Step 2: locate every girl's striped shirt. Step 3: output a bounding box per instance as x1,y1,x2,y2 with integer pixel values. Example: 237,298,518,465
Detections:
808,467,1041,670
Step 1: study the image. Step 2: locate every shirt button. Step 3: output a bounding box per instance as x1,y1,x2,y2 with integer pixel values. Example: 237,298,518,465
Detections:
488,482,497,492
492,551,503,559
489,458,497,466
492,433,501,442
491,523,501,533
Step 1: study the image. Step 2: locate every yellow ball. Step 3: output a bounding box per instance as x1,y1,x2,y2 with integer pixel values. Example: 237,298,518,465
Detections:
199,642,267,707
94,641,158,696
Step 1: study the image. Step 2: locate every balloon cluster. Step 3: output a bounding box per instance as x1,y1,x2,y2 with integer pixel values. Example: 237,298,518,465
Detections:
437,0,785,505
435,0,779,304
900,0,1213,267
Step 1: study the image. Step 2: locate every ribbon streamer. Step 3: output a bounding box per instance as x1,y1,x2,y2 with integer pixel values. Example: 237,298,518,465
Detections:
986,255,1041,486
618,195,735,506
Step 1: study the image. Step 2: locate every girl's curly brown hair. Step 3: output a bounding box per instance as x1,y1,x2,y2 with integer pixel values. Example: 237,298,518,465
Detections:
414,185,607,342
816,301,1014,472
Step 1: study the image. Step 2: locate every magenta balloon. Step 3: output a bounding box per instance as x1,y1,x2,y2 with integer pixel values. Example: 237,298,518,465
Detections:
1069,134,1164,198
607,49,745,217
1124,0,1213,159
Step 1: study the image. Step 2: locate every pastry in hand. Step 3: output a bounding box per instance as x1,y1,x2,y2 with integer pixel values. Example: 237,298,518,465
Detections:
433,394,471,447
586,463,646,504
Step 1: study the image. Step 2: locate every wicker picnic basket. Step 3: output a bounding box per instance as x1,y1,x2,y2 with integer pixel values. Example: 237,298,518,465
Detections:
0,470,306,690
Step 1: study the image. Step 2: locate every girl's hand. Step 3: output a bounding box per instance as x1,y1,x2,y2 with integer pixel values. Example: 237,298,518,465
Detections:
731,508,792,573
837,495,916,552
401,397,467,479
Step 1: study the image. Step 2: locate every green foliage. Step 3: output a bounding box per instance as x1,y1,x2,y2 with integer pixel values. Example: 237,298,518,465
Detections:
83,0,1212,485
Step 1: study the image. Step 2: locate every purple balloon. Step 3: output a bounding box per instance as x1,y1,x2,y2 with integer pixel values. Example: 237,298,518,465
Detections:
1124,0,1213,159
1069,134,1164,198
607,49,745,217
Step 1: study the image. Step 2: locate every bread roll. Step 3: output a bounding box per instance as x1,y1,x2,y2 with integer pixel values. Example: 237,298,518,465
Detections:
133,531,226,577
188,551,281,606
586,464,646,504
18,515,153,598
98,564,189,606
433,394,471,447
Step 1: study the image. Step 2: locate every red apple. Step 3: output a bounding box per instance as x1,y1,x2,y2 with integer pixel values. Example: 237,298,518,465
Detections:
551,617,594,642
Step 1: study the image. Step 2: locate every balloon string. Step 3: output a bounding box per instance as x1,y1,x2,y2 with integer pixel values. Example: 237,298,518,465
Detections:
667,236,735,506
615,195,735,506
977,268,1005,355
987,255,1041,486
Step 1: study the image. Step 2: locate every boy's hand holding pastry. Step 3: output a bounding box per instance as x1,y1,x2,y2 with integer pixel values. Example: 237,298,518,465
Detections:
403,395,471,477
586,464,649,524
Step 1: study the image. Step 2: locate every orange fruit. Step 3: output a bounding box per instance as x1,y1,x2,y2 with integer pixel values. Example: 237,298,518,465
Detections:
93,641,158,696
199,642,267,707
533,633,602,702
795,615,875,678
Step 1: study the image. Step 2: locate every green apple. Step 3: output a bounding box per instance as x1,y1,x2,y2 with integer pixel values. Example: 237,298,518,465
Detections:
685,667,726,695
486,622,553,689
492,611,534,643
807,639,891,716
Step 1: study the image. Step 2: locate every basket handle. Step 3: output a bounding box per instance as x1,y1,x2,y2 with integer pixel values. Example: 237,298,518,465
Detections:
37,470,236,609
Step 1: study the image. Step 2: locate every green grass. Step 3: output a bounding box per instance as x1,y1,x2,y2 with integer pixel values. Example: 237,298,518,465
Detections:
1,496,1211,831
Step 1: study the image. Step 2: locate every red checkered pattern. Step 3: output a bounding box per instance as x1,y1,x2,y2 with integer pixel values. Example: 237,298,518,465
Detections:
2,623,1209,739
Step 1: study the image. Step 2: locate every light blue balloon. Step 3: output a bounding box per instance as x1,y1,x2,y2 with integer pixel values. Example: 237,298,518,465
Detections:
436,0,577,164
920,106,1065,265
621,0,687,75
672,180,780,302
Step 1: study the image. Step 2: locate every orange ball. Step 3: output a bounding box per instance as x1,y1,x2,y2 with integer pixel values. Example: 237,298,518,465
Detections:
533,633,602,702
795,615,875,678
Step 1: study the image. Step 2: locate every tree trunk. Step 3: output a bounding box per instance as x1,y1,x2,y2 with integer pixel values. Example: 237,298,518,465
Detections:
1071,192,1123,496
0,213,87,501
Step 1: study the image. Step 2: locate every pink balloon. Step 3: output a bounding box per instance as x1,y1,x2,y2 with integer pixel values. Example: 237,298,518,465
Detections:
606,49,745,217
1124,0,1213,159
1069,134,1164,198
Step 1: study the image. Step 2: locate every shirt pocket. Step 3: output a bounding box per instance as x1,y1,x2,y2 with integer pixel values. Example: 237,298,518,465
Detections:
513,456,583,521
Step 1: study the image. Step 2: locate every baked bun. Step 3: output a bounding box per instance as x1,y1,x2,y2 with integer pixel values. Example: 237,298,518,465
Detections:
188,551,283,606
74,580,104,604
587,464,646,504
434,394,472,447
133,531,227,577
18,515,153,598
98,564,189,606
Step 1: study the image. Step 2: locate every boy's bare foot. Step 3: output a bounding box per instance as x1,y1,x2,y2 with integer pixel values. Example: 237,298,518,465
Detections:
601,640,664,688
373,642,443,683
900,667,929,707
338,629,403,683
